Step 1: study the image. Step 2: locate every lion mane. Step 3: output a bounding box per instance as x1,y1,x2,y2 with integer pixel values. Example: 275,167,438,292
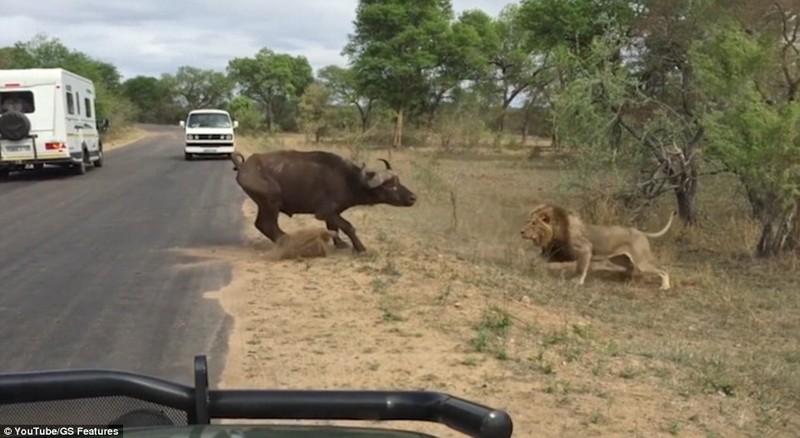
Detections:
520,204,583,263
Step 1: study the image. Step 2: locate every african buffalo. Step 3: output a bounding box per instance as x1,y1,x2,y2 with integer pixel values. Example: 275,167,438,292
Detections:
230,150,417,253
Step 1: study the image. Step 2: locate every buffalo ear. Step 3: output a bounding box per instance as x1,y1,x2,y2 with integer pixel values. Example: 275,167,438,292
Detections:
362,170,386,189
361,170,377,185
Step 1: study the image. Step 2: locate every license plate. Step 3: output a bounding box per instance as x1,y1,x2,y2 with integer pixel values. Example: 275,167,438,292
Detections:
203,149,215,153
5,145,30,152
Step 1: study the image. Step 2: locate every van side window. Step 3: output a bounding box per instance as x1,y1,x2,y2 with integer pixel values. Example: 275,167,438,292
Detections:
67,92,75,115
0,91,35,114
85,98,92,118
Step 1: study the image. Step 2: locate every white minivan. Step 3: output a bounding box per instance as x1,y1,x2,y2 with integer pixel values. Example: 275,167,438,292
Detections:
0,68,105,178
179,109,238,160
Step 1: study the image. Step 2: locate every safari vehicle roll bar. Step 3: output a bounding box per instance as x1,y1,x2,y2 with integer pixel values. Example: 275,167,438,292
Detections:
0,355,513,438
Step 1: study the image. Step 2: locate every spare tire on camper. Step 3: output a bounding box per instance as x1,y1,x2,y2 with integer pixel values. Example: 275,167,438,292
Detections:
0,110,31,141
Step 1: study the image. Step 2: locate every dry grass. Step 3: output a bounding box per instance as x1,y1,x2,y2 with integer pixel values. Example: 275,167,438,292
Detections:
197,133,799,438
102,125,150,151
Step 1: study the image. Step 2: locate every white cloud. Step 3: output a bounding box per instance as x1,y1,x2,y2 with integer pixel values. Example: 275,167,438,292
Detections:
0,0,511,80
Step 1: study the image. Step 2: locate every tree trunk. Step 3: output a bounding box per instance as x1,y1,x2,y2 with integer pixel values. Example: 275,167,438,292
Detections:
263,89,275,133
673,163,699,226
496,82,529,133
610,119,622,151
550,110,560,149
356,102,370,133
427,91,446,127
393,105,405,149
521,103,534,144
496,109,506,133
754,199,800,257
265,101,274,132
674,187,697,226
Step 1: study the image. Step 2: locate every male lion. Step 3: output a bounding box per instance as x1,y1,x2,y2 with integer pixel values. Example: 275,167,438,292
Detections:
520,204,676,290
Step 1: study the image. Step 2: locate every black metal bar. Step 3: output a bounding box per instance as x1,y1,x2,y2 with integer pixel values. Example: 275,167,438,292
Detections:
209,390,513,438
209,390,441,420
192,355,209,424
0,359,514,438
437,394,513,438
0,369,194,410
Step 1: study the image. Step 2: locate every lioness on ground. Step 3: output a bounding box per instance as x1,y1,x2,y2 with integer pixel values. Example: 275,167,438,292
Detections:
273,228,339,260
520,203,676,290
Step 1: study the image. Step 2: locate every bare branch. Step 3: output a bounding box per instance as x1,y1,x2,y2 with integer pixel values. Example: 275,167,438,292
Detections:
774,2,800,100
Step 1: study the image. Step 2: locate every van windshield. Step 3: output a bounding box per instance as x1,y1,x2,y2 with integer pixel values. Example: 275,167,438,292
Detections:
187,113,231,128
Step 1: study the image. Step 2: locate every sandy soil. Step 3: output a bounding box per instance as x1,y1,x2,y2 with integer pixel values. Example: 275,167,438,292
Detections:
187,202,734,438
176,148,794,438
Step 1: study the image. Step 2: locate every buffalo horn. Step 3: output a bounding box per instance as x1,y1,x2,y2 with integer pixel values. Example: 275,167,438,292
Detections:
378,159,392,170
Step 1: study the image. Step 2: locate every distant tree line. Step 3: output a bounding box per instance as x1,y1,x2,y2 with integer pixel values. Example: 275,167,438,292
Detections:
2,0,799,258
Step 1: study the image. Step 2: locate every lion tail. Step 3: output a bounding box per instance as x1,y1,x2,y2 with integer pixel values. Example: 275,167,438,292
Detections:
644,210,677,239
230,152,246,171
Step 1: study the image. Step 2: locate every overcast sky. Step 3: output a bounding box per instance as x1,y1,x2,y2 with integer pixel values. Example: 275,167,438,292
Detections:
3,1,512,81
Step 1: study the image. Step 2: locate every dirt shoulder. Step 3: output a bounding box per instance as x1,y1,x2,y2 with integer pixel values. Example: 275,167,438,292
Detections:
102,126,152,151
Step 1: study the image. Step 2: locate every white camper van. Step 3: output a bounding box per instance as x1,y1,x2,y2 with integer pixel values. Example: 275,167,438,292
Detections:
0,68,105,178
179,109,238,160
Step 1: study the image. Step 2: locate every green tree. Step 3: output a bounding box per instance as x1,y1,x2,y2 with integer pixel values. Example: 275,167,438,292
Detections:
318,65,374,132
484,4,551,132
228,95,264,134
343,0,454,148
420,9,491,126
536,0,721,225
553,27,718,225
121,76,182,124
161,66,234,111
517,0,638,54
297,82,333,143
227,48,314,132
692,16,800,256
0,47,14,68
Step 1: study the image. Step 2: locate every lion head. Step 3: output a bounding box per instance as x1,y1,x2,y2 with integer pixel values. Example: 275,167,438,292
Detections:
520,214,550,246
520,204,569,245
520,203,580,262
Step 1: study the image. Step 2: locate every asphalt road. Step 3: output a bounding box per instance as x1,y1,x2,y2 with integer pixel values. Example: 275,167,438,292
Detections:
0,124,246,386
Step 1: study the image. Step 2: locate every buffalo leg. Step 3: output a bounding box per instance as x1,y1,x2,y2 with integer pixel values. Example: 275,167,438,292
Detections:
237,169,286,244
318,213,366,253
325,220,349,249
254,205,286,243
